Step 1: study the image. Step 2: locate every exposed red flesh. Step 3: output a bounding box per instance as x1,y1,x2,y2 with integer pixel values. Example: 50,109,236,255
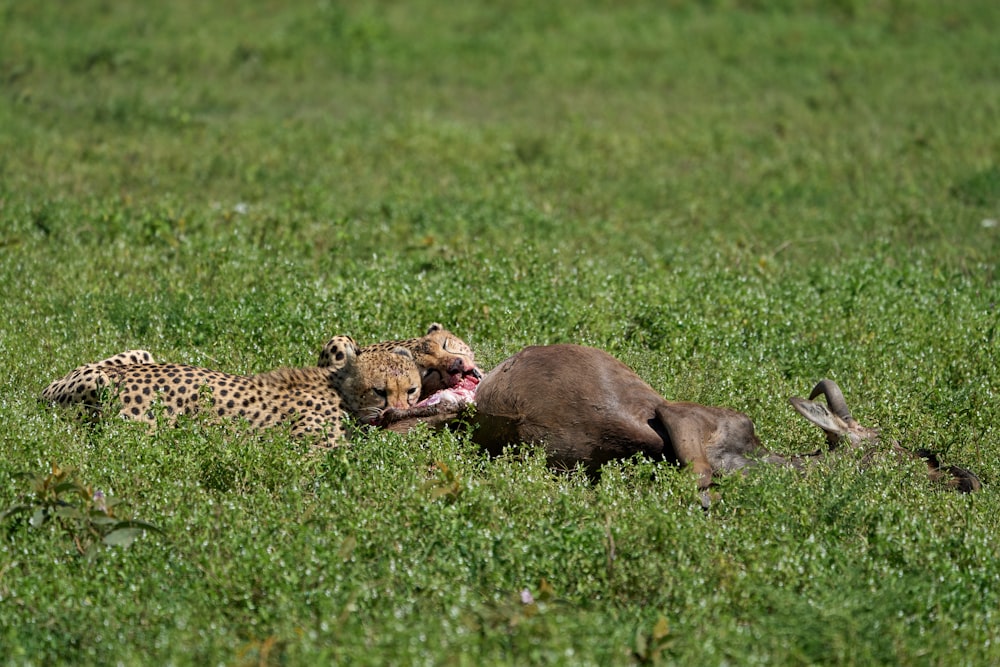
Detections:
415,370,480,408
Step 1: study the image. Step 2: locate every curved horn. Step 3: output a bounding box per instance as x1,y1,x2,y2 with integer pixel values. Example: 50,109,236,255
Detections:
808,379,853,423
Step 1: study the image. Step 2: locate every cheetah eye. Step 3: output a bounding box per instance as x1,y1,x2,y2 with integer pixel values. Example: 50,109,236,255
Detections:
373,388,387,399
407,386,418,395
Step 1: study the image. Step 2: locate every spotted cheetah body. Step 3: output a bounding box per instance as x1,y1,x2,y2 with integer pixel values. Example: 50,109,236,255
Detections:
41,337,421,446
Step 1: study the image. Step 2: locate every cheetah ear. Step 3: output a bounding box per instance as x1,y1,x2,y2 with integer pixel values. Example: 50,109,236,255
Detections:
324,336,360,369
319,335,358,367
391,346,414,360
426,323,444,334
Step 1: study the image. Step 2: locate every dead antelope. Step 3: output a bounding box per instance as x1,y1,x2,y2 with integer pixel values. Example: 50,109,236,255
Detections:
380,344,980,504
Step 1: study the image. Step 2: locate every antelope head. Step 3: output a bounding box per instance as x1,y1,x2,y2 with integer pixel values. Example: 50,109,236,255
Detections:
789,379,880,450
789,379,981,493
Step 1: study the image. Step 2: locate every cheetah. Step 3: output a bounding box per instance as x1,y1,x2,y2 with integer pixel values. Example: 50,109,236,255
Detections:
318,323,481,401
41,337,421,447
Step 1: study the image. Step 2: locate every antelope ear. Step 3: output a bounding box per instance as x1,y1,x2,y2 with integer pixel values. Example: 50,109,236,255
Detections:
789,396,850,437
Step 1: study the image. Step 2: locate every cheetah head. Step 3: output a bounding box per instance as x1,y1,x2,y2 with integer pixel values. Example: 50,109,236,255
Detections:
325,336,422,424
411,323,482,395
318,323,482,399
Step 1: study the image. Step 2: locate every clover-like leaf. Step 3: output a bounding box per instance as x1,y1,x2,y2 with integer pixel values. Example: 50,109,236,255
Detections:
88,514,119,526
54,506,85,521
0,504,33,522
102,520,162,548
30,508,48,528
102,527,144,548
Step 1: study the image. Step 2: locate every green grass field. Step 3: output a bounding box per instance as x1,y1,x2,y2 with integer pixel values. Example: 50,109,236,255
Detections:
2,1,999,664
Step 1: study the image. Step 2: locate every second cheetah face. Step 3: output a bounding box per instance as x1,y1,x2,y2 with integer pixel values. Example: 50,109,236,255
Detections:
408,323,481,395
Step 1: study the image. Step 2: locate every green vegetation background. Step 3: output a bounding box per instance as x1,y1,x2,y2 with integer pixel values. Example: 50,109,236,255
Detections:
2,1,999,664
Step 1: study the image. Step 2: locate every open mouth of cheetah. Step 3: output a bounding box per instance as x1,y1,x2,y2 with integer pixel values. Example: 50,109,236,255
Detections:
414,369,480,408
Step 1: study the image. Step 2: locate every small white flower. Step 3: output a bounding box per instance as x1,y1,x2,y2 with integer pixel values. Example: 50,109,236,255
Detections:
93,490,107,512
982,219,998,228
